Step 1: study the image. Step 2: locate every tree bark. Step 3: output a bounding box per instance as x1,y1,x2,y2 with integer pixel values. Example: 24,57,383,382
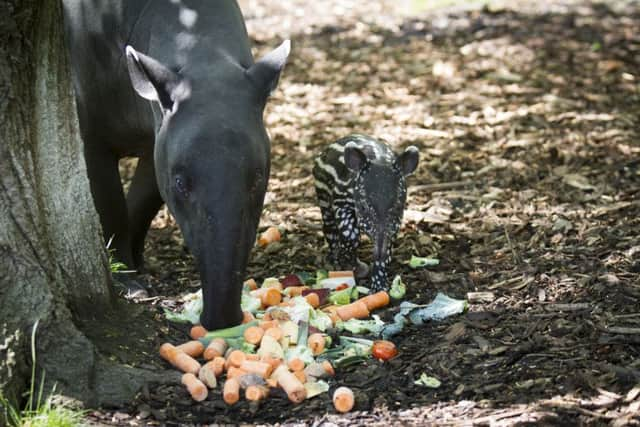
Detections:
0,0,166,410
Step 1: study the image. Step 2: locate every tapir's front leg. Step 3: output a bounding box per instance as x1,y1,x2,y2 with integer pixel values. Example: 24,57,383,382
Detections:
370,251,392,291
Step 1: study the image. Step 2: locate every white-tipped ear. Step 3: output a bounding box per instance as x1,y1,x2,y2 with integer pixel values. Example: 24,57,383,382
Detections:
245,39,291,98
344,141,368,172
125,45,184,111
398,146,419,176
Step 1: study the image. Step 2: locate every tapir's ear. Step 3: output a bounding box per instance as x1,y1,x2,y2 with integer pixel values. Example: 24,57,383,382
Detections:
397,146,420,176
246,39,291,98
125,45,186,112
344,142,368,172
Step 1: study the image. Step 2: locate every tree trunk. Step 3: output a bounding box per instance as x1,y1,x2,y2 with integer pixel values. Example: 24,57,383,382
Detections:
0,0,167,410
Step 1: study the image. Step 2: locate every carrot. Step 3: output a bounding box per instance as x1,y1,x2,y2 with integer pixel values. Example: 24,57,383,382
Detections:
327,312,341,326
358,291,390,311
246,384,269,401
244,278,258,291
223,378,240,405
182,373,208,402
336,301,370,321
293,369,306,384
211,356,226,377
240,360,274,378
261,288,282,308
225,350,246,369
189,325,208,340
285,286,309,297
322,360,335,377
159,343,201,374
243,326,265,345
204,338,228,361
307,333,327,355
273,365,307,403
266,377,278,388
259,319,279,330
245,353,261,361
260,355,282,372
305,293,320,308
242,311,255,324
176,340,205,358
226,366,248,379
328,270,355,278
198,362,218,389
287,358,305,372
264,327,283,341
258,226,281,246
333,386,355,413
323,305,339,314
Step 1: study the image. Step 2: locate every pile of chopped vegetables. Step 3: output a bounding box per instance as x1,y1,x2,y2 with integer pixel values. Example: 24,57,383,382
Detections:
161,262,467,412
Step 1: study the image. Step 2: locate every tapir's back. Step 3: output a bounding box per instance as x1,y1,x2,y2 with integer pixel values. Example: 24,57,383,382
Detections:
63,0,254,153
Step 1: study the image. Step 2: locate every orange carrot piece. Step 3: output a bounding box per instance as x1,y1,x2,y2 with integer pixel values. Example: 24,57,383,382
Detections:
287,358,305,372
243,326,265,345
246,384,269,401
328,270,355,278
225,350,246,369
182,373,208,402
328,312,341,326
204,338,228,361
307,333,327,355
333,386,355,413
223,378,240,405
240,360,274,378
293,369,306,384
159,343,201,374
226,366,248,379
261,288,282,308
198,362,218,389
266,377,278,388
258,226,281,246
176,340,205,358
189,325,208,340
244,278,258,291
264,327,283,341
336,301,370,321
245,353,260,361
273,365,307,403
243,311,256,324
259,320,279,330
358,291,390,311
286,286,309,297
305,293,320,308
260,355,282,372
212,356,226,377
322,360,335,377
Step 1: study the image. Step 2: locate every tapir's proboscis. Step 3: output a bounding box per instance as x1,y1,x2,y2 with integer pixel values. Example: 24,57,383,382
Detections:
63,0,290,329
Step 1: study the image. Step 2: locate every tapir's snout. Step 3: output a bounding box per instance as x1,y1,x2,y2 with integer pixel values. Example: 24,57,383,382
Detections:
373,232,391,261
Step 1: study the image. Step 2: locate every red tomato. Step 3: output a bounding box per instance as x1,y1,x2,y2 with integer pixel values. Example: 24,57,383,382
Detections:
372,340,398,361
335,283,349,291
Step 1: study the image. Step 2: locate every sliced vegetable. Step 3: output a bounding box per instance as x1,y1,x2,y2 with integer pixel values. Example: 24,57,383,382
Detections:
408,255,439,269
414,373,441,388
159,343,201,374
389,275,406,300
164,290,202,324
198,363,218,389
328,287,353,305
176,340,205,358
336,301,370,321
241,293,261,314
257,335,284,360
182,373,208,402
203,338,228,360
273,365,307,403
223,378,240,405
337,315,385,335
307,333,328,355
243,326,265,345
246,384,269,401
189,325,208,340
258,226,281,247
371,340,398,361
358,291,390,311
304,380,330,399
317,277,356,290
301,288,330,306
333,386,355,413
281,274,302,288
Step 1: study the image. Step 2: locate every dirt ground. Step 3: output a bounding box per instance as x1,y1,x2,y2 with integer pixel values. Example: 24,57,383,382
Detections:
88,0,640,425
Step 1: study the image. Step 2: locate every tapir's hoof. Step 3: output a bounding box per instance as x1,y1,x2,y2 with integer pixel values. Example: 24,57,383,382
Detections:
113,273,149,299
355,259,370,279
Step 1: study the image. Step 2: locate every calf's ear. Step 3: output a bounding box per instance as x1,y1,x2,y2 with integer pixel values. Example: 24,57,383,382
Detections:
398,146,419,176
246,39,291,98
125,45,188,112
344,142,368,172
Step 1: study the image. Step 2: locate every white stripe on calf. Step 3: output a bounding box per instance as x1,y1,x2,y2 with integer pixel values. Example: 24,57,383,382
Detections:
314,159,348,186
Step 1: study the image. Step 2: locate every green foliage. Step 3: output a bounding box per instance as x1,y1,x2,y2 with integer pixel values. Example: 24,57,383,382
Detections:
0,321,85,427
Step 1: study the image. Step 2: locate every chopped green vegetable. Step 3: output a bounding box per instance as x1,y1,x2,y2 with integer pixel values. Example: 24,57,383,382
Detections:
414,373,441,388
304,380,330,398
200,320,259,346
163,290,202,324
257,335,284,359
285,345,315,365
241,293,261,314
262,277,281,288
408,255,440,268
403,293,468,325
390,275,406,300
337,315,385,335
328,287,353,305
309,310,333,332
280,321,299,345
315,277,356,290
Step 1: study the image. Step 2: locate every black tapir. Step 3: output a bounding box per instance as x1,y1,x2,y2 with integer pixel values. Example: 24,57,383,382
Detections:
63,0,290,329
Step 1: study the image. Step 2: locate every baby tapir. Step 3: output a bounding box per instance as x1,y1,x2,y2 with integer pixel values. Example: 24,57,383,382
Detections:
313,134,419,290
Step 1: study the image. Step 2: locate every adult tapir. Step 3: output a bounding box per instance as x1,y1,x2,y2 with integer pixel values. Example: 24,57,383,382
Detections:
63,0,290,329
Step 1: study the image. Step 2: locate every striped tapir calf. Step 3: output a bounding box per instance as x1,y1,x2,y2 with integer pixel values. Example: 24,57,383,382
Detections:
313,134,419,291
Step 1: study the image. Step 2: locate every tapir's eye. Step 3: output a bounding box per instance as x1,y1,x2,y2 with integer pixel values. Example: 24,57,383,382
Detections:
175,175,190,198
